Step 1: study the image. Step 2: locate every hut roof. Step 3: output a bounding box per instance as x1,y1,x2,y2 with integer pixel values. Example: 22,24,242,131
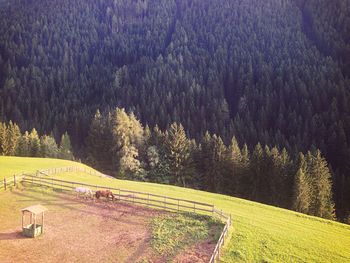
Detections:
21,205,48,215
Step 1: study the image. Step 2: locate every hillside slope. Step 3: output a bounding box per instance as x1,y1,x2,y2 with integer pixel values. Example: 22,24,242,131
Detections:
0,156,94,180
1,156,350,262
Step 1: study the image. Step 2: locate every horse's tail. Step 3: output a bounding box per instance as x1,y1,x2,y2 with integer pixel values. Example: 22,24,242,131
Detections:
95,191,100,199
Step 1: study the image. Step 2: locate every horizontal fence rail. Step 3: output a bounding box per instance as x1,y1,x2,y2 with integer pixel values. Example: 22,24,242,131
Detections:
1,166,232,262
22,175,215,215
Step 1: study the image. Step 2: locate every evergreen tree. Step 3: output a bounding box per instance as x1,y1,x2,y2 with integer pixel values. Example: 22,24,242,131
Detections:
0,122,7,155
16,131,30,156
59,132,74,160
293,153,311,213
308,150,335,219
29,128,40,157
211,134,228,193
200,132,214,191
146,145,171,183
0,122,6,155
112,108,144,177
4,121,21,156
86,110,113,170
119,144,145,180
239,143,251,197
165,123,190,186
40,135,59,158
251,143,264,200
227,136,242,195
293,168,311,214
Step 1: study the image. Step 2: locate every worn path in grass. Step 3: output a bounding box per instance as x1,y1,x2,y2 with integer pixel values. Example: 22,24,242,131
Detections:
1,156,350,262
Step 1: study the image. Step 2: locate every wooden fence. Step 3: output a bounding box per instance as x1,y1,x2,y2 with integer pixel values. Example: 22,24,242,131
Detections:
1,166,231,262
209,210,231,263
35,166,113,179
0,174,24,190
22,175,215,215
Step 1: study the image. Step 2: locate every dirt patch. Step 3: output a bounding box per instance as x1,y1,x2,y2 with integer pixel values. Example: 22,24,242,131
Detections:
0,190,161,263
173,241,216,263
0,188,218,263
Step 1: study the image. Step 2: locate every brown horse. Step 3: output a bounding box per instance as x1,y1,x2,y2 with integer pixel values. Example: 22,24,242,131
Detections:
95,190,115,201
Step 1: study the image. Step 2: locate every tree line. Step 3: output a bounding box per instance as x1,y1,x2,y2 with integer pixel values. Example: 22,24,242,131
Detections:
0,121,73,160
85,108,336,220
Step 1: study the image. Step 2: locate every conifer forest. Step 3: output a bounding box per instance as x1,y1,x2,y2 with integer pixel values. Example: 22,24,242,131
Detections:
0,0,349,221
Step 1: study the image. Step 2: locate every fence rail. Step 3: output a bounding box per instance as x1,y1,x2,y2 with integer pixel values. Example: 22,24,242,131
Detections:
22,175,215,215
0,174,24,190
1,166,231,262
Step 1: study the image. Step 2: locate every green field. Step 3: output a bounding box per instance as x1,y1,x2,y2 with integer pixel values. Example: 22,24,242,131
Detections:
0,156,94,180
1,156,350,262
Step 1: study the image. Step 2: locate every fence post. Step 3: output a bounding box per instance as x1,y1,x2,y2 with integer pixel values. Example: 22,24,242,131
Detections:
14,175,16,186
4,178,6,190
222,229,225,245
218,243,220,258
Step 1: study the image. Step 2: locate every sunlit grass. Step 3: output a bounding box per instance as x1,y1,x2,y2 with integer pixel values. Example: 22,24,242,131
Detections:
150,213,223,257
0,156,93,180
1,156,350,262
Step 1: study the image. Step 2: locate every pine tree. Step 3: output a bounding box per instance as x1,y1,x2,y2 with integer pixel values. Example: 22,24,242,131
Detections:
86,110,112,170
119,144,145,180
146,145,171,183
0,122,6,155
16,131,30,156
146,125,171,183
227,136,242,195
211,134,228,193
4,121,21,156
29,128,40,157
308,150,335,219
293,168,311,214
59,132,74,160
239,143,251,197
165,123,190,186
280,148,293,207
40,135,59,158
251,143,264,200
112,108,144,177
200,132,214,191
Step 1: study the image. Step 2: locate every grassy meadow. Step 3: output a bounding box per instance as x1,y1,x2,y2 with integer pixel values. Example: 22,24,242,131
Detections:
1,156,350,262
0,156,93,180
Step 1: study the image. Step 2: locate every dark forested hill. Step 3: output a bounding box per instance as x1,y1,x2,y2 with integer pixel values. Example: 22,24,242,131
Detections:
0,0,349,218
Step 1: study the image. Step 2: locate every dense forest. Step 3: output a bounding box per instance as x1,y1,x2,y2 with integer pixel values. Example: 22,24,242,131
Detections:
0,113,336,221
0,0,349,220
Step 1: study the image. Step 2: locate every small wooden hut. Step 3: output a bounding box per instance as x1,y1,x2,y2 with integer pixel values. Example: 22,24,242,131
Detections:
21,205,48,238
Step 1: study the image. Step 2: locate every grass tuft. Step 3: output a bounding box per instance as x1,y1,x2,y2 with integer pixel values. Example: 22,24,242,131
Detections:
150,212,223,257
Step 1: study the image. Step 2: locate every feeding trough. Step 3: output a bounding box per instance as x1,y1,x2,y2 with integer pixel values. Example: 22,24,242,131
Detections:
21,205,48,238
